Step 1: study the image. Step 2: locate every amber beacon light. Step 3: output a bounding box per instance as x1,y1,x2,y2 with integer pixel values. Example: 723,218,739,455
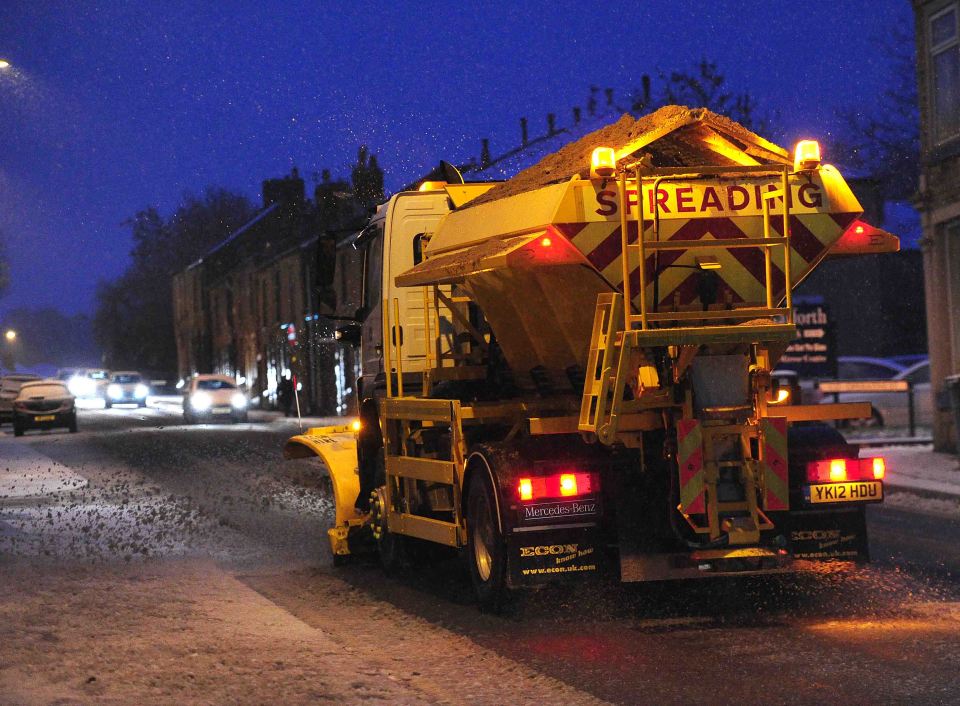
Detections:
591,146,616,178
793,140,821,171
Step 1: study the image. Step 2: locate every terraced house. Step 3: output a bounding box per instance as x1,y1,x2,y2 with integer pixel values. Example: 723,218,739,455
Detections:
915,0,960,450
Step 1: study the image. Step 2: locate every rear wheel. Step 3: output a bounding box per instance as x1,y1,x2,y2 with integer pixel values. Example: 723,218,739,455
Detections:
13,418,24,437
68,412,78,433
104,400,112,409
466,470,508,611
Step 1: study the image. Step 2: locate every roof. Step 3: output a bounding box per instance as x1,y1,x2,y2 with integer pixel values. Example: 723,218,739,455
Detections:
202,202,280,260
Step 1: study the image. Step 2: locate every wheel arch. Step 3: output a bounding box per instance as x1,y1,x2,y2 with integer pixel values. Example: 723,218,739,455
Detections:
463,449,505,535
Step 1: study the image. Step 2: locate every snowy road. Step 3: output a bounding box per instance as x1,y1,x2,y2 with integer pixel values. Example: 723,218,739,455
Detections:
1,406,959,704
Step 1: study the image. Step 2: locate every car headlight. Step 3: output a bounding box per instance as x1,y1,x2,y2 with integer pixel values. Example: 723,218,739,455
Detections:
231,392,247,409
191,392,212,411
134,384,149,398
68,377,94,396
108,384,122,399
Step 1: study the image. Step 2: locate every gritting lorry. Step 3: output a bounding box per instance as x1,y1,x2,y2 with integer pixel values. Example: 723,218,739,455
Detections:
284,106,900,608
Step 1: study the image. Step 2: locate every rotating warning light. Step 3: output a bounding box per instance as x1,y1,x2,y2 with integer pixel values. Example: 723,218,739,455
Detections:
793,140,821,171
591,146,616,179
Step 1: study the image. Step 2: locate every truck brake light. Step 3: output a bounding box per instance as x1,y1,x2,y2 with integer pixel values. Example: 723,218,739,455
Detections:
807,457,886,483
516,472,598,501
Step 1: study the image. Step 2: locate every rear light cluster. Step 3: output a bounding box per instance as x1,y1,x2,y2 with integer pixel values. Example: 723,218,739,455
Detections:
806,457,885,484
517,472,598,501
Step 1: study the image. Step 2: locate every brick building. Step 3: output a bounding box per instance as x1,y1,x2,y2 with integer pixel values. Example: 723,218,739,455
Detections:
914,0,960,450
173,169,369,414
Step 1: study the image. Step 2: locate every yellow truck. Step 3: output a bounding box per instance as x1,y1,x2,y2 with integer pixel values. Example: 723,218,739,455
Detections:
285,106,899,609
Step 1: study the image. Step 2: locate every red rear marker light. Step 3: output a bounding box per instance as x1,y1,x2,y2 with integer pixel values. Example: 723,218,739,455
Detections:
540,236,552,248
518,478,533,501
807,457,887,483
516,472,598,501
829,459,847,482
559,473,577,496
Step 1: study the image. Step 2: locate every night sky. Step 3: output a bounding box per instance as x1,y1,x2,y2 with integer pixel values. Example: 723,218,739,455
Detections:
1,0,910,316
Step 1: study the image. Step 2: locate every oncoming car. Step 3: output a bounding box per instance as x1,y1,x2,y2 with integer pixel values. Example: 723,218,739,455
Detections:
68,368,111,401
106,371,149,408
13,379,77,436
182,374,248,423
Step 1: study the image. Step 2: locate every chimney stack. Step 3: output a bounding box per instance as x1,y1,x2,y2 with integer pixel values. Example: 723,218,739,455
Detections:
605,88,614,106
547,113,556,136
573,106,581,124
480,138,491,168
520,117,528,146
641,75,651,108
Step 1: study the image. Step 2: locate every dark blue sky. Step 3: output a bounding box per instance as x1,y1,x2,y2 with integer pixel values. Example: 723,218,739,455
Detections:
1,0,910,315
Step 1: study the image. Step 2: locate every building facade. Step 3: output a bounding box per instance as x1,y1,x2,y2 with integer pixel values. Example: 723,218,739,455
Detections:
173,169,369,415
915,0,960,450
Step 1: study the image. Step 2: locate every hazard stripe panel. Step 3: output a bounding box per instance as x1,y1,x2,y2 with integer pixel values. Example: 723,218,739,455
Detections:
677,419,705,514
761,417,789,511
562,211,857,310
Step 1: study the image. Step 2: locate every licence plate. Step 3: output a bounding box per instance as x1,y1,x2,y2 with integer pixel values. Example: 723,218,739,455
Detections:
33,414,56,422
805,481,883,504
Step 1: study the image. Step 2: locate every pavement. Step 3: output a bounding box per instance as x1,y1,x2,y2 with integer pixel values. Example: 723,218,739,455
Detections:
877,444,960,499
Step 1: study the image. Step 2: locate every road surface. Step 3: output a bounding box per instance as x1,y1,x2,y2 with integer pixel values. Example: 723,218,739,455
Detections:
1,403,958,704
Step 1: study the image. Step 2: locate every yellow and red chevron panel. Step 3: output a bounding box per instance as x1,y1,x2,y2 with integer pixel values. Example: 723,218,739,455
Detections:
676,419,705,514
760,417,789,511
553,171,862,310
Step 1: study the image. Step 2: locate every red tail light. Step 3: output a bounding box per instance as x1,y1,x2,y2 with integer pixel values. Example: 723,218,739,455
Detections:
807,457,886,483
516,472,598,501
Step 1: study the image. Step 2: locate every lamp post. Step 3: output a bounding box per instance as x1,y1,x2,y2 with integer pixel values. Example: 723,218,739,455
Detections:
2,329,15,372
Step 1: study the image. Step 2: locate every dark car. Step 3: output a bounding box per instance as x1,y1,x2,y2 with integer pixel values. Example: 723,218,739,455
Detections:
13,380,78,436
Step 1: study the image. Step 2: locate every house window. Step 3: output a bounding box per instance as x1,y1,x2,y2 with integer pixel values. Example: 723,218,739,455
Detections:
931,4,960,143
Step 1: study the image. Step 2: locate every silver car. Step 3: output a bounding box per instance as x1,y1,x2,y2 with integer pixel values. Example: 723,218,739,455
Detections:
827,360,932,428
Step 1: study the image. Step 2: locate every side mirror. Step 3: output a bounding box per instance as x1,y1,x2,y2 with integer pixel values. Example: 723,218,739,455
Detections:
335,322,362,347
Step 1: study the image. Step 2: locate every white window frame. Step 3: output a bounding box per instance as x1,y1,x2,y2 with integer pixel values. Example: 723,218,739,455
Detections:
930,3,960,144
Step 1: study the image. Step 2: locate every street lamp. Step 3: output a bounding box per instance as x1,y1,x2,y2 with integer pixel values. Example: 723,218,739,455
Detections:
4,329,15,342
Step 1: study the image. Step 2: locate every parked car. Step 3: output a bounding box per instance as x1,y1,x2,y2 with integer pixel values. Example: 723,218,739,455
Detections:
12,379,77,436
67,368,111,400
836,356,906,380
105,371,149,408
0,374,41,424
182,374,248,423
823,360,932,428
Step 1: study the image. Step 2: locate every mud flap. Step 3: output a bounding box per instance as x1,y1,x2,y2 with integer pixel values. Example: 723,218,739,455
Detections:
787,507,869,561
508,527,602,585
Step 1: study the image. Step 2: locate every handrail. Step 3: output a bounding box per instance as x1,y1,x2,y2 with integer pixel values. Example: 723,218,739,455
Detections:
623,163,795,331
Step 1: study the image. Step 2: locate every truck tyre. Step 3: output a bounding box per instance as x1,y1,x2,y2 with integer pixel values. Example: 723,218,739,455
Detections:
466,470,508,612
68,412,78,433
13,419,24,437
371,486,405,574
104,400,112,409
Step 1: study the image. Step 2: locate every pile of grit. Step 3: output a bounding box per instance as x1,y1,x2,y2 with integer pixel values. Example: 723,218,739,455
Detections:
468,105,781,208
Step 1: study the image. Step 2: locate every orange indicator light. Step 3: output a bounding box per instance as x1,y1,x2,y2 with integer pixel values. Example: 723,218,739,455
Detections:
829,459,847,482
559,473,578,496
871,457,885,480
518,478,533,501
